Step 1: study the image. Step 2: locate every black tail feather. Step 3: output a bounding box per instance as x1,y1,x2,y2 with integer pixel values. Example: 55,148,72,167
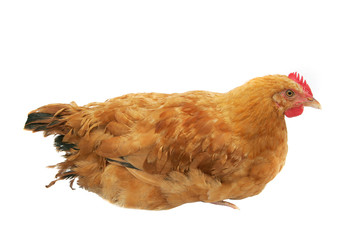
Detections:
25,112,53,125
24,112,54,131
24,123,48,131
54,135,78,151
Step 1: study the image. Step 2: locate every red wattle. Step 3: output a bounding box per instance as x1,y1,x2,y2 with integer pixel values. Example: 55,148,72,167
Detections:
285,106,304,118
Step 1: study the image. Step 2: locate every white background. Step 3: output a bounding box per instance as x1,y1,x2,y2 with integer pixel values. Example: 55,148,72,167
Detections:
1,0,346,239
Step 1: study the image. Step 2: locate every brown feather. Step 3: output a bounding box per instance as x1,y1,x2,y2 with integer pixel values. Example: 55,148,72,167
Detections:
24,74,310,210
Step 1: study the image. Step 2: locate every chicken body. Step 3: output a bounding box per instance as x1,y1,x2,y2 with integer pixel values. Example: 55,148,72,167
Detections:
24,74,320,210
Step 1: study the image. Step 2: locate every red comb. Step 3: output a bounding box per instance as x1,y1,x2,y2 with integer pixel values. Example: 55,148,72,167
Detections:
288,72,313,96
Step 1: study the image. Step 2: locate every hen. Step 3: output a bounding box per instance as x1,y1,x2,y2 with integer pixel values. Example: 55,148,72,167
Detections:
24,73,320,210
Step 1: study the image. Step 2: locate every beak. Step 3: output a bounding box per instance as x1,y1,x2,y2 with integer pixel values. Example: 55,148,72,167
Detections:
304,97,322,109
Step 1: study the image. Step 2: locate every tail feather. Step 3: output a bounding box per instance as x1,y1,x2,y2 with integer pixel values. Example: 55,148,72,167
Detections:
25,112,53,125
25,103,81,188
24,103,70,136
25,102,104,190
54,134,78,151
24,112,55,132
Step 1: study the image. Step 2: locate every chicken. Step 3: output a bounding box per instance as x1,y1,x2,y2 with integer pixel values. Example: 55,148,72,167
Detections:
24,73,321,210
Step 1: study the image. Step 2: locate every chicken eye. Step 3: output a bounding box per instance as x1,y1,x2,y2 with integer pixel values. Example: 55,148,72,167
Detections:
286,90,295,97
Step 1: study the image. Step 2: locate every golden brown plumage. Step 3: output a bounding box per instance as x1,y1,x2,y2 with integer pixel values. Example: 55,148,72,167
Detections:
24,73,321,210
